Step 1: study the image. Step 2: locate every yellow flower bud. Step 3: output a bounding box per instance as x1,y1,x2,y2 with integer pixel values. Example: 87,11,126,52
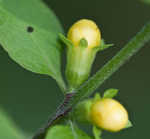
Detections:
67,19,101,48
63,19,102,89
90,98,128,132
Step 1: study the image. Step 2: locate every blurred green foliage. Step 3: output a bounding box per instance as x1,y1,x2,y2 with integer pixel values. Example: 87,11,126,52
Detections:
0,108,25,139
141,0,150,4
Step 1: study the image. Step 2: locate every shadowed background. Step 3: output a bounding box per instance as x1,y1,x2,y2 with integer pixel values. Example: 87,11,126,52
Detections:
0,0,150,138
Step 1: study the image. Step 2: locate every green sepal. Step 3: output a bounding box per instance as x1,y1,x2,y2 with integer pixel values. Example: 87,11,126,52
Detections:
94,39,114,52
93,126,102,139
65,40,98,89
99,39,114,51
73,99,93,123
93,93,102,101
103,88,118,98
59,33,74,48
99,44,114,51
124,120,133,129
79,38,88,48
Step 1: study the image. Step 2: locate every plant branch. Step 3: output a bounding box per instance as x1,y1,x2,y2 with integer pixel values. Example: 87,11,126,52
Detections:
33,93,74,139
33,22,150,139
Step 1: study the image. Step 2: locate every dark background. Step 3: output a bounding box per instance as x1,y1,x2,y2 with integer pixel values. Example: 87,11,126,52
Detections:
0,0,150,138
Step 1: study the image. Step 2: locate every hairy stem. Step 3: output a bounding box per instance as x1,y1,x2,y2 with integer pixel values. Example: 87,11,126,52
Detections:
33,93,74,139
33,22,150,139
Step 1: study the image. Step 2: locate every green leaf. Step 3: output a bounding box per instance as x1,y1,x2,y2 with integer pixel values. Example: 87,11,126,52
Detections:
46,125,91,139
125,120,133,129
0,108,25,139
0,5,66,91
103,89,118,98
93,126,102,139
0,0,63,33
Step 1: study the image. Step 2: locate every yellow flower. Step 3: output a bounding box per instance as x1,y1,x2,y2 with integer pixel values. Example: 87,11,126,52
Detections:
64,19,102,89
67,19,101,48
90,98,128,132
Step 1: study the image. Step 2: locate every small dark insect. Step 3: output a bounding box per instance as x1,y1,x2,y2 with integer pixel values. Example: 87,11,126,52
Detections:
27,26,34,33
